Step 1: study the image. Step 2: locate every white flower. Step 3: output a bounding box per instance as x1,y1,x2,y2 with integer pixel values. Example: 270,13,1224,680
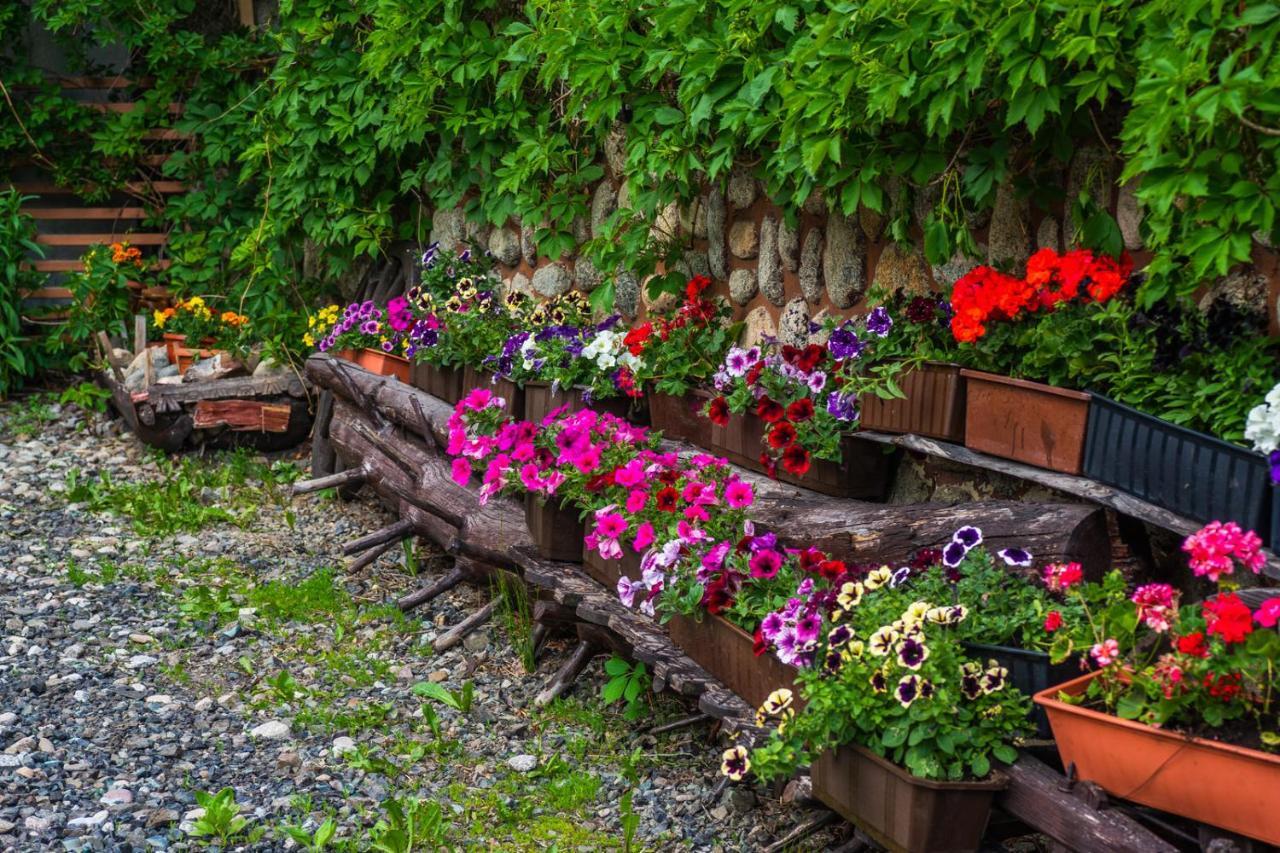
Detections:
1245,391,1280,454
1267,381,1280,410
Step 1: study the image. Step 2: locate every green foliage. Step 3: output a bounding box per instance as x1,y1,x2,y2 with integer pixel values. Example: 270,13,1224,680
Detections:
411,679,475,714
281,817,337,852
601,655,649,720
368,797,447,853
494,572,537,672
58,381,112,414
188,787,249,843
53,246,137,370
0,191,42,395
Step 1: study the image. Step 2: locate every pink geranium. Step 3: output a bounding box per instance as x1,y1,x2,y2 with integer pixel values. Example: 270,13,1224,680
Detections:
1130,583,1177,633
1182,521,1265,582
1254,597,1280,628
1090,638,1120,666
1042,561,1083,592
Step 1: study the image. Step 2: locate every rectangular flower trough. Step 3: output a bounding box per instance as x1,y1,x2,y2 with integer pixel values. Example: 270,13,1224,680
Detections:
1084,393,1271,542
523,494,584,563
462,366,525,419
961,641,1079,740
356,348,410,384
648,387,714,446
860,362,966,443
666,611,796,709
709,409,897,499
960,370,1090,474
523,381,646,426
410,362,464,405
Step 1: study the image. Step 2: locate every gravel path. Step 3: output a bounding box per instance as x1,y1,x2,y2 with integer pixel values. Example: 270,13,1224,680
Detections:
0,398,833,852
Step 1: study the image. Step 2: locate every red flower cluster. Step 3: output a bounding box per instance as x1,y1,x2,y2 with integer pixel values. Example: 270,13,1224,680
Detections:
950,248,1133,343
1202,593,1254,644
623,276,719,356
752,394,811,476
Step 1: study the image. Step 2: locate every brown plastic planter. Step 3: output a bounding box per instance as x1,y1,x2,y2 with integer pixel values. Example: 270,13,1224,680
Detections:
860,362,966,442
667,612,796,709
648,388,714,446
462,366,525,419
523,494,584,563
523,381,646,426
812,744,1007,853
960,370,1090,474
709,409,897,499
581,547,643,589
1036,671,1280,846
410,362,464,405
356,349,411,384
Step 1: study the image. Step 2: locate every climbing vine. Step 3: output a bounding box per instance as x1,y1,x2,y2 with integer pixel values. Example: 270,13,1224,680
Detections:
4,0,1279,315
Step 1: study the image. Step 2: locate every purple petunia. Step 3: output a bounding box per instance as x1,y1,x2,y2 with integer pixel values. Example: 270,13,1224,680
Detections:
942,540,967,568
998,547,1033,567
828,326,865,360
1270,449,1280,485
826,391,859,423
866,306,893,337
953,526,983,549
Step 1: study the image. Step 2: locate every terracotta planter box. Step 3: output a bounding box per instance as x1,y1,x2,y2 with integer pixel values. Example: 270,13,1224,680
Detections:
812,744,1007,853
1036,670,1280,845
666,611,796,709
960,370,1090,474
174,346,225,376
356,349,410,384
333,348,358,364
709,409,897,499
962,642,1078,740
162,332,187,366
410,362,464,405
523,381,646,426
860,361,966,442
523,493,584,563
581,547,643,590
1084,393,1272,541
462,366,525,419
648,388,714,446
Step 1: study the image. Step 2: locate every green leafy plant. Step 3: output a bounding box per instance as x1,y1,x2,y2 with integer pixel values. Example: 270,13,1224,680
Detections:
602,655,648,721
58,381,112,414
188,787,249,843
0,190,41,396
412,679,475,715
282,817,337,852
368,797,446,853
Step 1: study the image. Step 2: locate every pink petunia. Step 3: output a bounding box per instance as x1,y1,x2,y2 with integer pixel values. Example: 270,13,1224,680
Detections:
724,479,754,509
632,522,655,552
461,387,494,412
594,511,628,541
450,457,472,487
749,549,784,579
625,489,648,514
614,459,648,488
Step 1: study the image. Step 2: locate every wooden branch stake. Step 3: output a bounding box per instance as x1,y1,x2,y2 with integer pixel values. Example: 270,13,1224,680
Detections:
134,314,146,355
648,713,712,736
534,639,598,707
345,538,400,575
342,518,415,556
398,564,467,612
97,332,126,383
529,623,550,663
350,419,420,478
435,600,497,652
761,811,839,853
292,467,367,496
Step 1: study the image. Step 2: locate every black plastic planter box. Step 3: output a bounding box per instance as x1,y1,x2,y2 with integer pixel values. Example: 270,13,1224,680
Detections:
1084,394,1272,542
962,642,1077,739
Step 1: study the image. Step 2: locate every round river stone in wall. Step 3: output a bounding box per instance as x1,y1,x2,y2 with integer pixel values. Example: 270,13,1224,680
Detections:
728,268,758,305
531,263,572,298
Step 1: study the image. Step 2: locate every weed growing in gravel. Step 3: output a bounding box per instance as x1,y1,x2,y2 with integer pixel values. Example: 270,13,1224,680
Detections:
368,797,447,852
58,381,112,414
187,787,249,844
0,393,56,439
280,816,337,851
248,568,349,623
64,449,299,536
493,572,537,672
602,655,650,721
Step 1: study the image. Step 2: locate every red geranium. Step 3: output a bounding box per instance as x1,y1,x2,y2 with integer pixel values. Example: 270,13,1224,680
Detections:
707,396,730,426
623,322,653,356
767,420,797,449
786,398,815,422
1203,594,1254,644
781,444,810,476
1176,631,1209,658
818,559,846,581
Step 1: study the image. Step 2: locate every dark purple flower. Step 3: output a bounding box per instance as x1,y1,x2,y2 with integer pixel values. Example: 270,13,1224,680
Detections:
897,637,927,670
997,547,1032,567
895,674,920,707
1270,450,1280,485
828,325,864,360
825,391,859,423
942,541,967,568
953,526,983,549
866,306,892,337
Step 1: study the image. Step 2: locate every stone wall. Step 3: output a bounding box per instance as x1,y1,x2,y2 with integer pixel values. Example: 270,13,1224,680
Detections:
428,142,1280,338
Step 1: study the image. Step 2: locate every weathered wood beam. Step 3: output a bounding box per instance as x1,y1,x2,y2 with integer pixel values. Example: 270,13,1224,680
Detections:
345,538,400,575
398,565,468,613
435,600,498,652
534,639,599,707
648,713,712,736
311,390,337,479
342,518,416,557
761,811,839,853
292,467,368,496
997,754,1178,853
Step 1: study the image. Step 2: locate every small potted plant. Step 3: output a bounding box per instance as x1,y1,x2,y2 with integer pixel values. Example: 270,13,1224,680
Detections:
738,586,1032,853
857,289,967,442
404,244,499,402
702,312,905,498
950,247,1132,473
152,296,224,374
1034,520,1280,845
628,275,740,445
309,300,409,381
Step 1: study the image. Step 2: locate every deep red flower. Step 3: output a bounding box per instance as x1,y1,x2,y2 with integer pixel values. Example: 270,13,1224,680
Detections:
798,547,825,574
781,444,810,476
758,451,777,478
707,396,730,427
1203,671,1243,701
753,628,768,657
623,322,652,356
655,487,680,512
1176,631,1210,658
786,398,815,422
702,575,735,614
756,397,784,423
585,472,614,492
658,469,680,485
818,559,846,581
1043,611,1064,632
767,420,797,449
745,361,764,386
685,275,712,302
1204,593,1254,644
797,344,825,372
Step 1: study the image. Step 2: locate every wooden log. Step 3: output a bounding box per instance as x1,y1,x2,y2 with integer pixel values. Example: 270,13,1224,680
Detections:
311,390,337,479
997,754,1178,853
144,372,307,404
648,713,712,736
192,399,292,432
761,811,839,853
345,539,400,575
292,467,367,496
399,501,462,555
342,518,416,556
534,639,599,707
435,600,498,652
398,565,467,612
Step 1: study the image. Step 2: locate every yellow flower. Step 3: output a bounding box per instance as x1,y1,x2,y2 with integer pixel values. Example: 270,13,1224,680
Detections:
153,309,169,329
303,333,315,347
